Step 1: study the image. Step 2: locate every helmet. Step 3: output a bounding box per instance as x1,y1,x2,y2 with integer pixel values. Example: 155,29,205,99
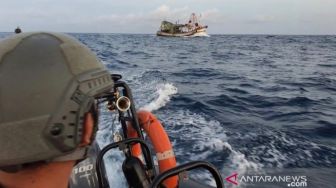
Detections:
0,32,114,167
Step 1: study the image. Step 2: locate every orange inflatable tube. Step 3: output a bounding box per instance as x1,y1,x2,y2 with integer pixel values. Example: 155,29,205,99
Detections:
127,111,178,188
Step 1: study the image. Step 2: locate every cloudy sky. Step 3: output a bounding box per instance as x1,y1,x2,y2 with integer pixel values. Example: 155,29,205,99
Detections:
0,0,335,34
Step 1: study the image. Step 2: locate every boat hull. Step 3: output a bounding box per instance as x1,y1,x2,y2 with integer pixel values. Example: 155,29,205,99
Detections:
157,28,208,37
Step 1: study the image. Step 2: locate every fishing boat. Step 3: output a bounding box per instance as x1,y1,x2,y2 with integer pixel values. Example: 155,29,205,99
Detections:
157,13,208,37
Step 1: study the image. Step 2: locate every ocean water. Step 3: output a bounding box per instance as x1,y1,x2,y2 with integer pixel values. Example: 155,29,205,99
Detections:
1,33,335,187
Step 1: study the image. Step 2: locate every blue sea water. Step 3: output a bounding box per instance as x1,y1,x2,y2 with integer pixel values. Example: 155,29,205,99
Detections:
1,33,335,187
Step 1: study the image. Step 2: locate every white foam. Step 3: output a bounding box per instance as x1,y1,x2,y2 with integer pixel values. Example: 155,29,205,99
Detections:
97,135,128,188
185,32,210,37
140,83,178,112
231,127,336,172
229,150,260,174
162,110,260,181
104,152,128,188
96,108,127,188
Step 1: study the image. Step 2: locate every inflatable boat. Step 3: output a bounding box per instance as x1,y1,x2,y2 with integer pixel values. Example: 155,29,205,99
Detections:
69,74,223,188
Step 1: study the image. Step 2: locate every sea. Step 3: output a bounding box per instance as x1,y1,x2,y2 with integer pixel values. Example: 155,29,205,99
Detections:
1,33,336,188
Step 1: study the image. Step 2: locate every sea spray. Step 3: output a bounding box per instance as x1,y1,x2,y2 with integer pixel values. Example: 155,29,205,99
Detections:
140,83,178,112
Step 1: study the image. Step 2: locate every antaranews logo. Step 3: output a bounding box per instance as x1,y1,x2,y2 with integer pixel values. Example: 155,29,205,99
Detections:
225,172,239,185
225,172,307,187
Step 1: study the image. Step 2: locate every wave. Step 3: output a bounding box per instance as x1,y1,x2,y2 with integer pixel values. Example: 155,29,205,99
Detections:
226,87,249,95
310,120,336,138
318,63,336,68
140,83,178,112
230,128,336,169
171,68,222,78
160,109,260,186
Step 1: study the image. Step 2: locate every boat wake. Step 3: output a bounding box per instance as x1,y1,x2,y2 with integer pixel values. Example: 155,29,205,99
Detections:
96,69,260,187
160,110,260,187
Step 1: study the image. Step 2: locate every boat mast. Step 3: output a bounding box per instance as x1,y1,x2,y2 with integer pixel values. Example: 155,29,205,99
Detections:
189,13,200,29
191,13,198,25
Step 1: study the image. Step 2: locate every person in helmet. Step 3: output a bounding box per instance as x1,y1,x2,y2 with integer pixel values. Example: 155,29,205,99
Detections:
0,32,114,188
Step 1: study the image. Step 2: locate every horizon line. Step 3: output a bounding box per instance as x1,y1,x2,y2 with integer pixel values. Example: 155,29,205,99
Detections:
0,31,335,36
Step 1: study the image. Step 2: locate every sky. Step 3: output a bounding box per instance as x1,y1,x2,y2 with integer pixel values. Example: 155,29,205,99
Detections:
0,0,335,35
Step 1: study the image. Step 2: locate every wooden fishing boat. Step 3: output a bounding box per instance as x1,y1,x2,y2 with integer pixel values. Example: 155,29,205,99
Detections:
157,13,208,37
